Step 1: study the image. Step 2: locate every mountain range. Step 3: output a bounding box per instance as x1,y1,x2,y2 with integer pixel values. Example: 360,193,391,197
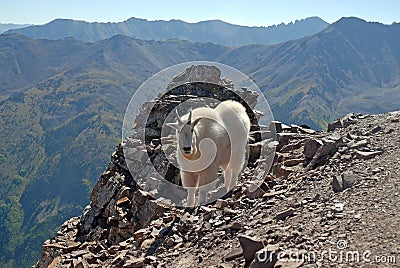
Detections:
3,16,328,45
0,23,31,34
0,17,399,267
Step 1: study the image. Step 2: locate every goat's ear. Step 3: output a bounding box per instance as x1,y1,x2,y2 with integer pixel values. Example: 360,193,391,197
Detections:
188,109,193,124
166,121,179,129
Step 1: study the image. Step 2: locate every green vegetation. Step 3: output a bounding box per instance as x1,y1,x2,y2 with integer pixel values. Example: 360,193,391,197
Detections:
0,73,134,267
81,178,93,195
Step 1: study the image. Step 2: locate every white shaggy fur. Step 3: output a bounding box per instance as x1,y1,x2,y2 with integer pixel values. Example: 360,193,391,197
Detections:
167,100,250,207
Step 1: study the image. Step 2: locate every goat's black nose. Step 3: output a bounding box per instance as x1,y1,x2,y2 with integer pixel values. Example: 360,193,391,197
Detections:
182,147,191,153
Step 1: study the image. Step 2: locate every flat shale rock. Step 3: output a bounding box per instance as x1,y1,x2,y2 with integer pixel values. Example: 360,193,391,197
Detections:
238,235,265,262
354,149,383,160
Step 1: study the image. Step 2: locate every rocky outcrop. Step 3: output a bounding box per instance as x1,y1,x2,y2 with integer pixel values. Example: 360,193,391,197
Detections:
35,141,168,268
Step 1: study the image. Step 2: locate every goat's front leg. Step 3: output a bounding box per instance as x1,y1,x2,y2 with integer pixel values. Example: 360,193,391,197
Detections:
228,170,239,191
198,165,219,206
186,188,196,208
181,171,197,207
224,168,232,191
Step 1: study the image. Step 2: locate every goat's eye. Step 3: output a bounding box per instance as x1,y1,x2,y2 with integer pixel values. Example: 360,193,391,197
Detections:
190,128,194,132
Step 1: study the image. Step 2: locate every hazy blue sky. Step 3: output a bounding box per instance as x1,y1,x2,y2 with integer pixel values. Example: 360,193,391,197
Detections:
1,0,399,26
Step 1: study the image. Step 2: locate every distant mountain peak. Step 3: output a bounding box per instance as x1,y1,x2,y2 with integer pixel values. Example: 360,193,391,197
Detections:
324,16,400,38
332,16,399,27
49,18,91,24
0,22,33,34
332,16,368,26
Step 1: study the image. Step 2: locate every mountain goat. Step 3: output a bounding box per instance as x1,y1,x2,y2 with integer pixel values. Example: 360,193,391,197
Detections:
167,100,250,207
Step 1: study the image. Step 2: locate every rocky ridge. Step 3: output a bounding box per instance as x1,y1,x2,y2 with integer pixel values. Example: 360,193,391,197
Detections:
36,108,400,267
35,66,400,267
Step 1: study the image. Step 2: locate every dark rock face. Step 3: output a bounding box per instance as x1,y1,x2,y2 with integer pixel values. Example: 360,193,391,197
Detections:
327,112,359,131
303,138,323,159
79,141,167,244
